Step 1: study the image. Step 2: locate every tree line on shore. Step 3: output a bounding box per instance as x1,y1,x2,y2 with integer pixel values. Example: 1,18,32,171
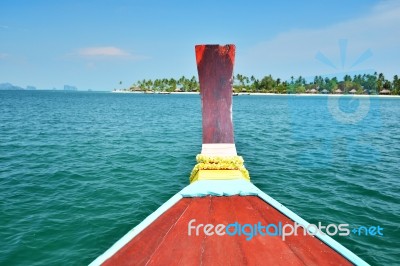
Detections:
122,72,400,95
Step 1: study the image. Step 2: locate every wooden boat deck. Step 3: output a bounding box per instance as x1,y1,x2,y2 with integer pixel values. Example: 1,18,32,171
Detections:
90,44,367,265
102,196,352,265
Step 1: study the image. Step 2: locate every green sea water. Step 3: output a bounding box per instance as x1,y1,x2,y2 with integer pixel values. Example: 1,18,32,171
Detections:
0,91,399,265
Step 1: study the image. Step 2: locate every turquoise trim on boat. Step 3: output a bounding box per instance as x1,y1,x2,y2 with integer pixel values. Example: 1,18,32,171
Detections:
89,193,183,266
180,179,258,196
90,180,369,266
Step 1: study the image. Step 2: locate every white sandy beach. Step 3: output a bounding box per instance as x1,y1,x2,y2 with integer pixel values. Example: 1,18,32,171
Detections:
112,90,400,98
240,93,400,98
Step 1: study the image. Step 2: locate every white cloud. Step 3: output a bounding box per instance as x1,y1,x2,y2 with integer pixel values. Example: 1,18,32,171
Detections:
78,46,130,57
0,53,9,59
239,0,400,80
70,46,148,62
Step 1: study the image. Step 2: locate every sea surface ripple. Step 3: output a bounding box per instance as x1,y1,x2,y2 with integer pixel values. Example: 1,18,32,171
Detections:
0,91,399,265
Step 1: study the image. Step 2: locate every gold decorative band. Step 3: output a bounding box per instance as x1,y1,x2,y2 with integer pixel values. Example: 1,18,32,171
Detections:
189,155,250,183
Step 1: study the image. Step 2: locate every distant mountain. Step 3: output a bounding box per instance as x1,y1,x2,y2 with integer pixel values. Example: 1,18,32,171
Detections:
0,83,24,90
64,85,78,91
26,86,37,90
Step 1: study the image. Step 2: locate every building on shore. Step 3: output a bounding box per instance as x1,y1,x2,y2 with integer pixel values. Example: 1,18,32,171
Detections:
129,86,142,92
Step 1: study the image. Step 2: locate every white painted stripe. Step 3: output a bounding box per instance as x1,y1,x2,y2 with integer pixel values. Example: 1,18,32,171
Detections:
201,143,237,156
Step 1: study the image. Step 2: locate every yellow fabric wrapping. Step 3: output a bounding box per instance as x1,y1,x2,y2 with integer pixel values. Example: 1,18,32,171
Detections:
189,154,250,183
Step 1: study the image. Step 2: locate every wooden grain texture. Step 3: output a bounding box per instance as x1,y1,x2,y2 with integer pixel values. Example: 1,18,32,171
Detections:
103,196,352,266
196,44,235,144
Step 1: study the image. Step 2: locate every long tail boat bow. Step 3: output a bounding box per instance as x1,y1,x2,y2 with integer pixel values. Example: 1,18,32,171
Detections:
190,44,249,183
90,45,369,266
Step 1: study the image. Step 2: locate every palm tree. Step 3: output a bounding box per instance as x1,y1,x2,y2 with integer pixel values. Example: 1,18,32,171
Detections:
377,73,385,91
393,75,400,95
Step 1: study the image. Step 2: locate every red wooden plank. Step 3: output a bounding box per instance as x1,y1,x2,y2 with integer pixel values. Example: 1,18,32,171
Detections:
102,198,192,266
246,196,351,266
195,44,235,144
147,197,212,266
103,196,352,265
228,196,304,265
200,196,248,266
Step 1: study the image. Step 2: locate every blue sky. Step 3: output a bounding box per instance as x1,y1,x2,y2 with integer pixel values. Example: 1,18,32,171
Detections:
1,0,399,90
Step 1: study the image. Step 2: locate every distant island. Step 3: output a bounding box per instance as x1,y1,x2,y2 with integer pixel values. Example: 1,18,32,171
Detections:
0,83,38,91
0,83,25,90
64,85,78,91
0,83,78,91
2,71,399,95
116,72,400,95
